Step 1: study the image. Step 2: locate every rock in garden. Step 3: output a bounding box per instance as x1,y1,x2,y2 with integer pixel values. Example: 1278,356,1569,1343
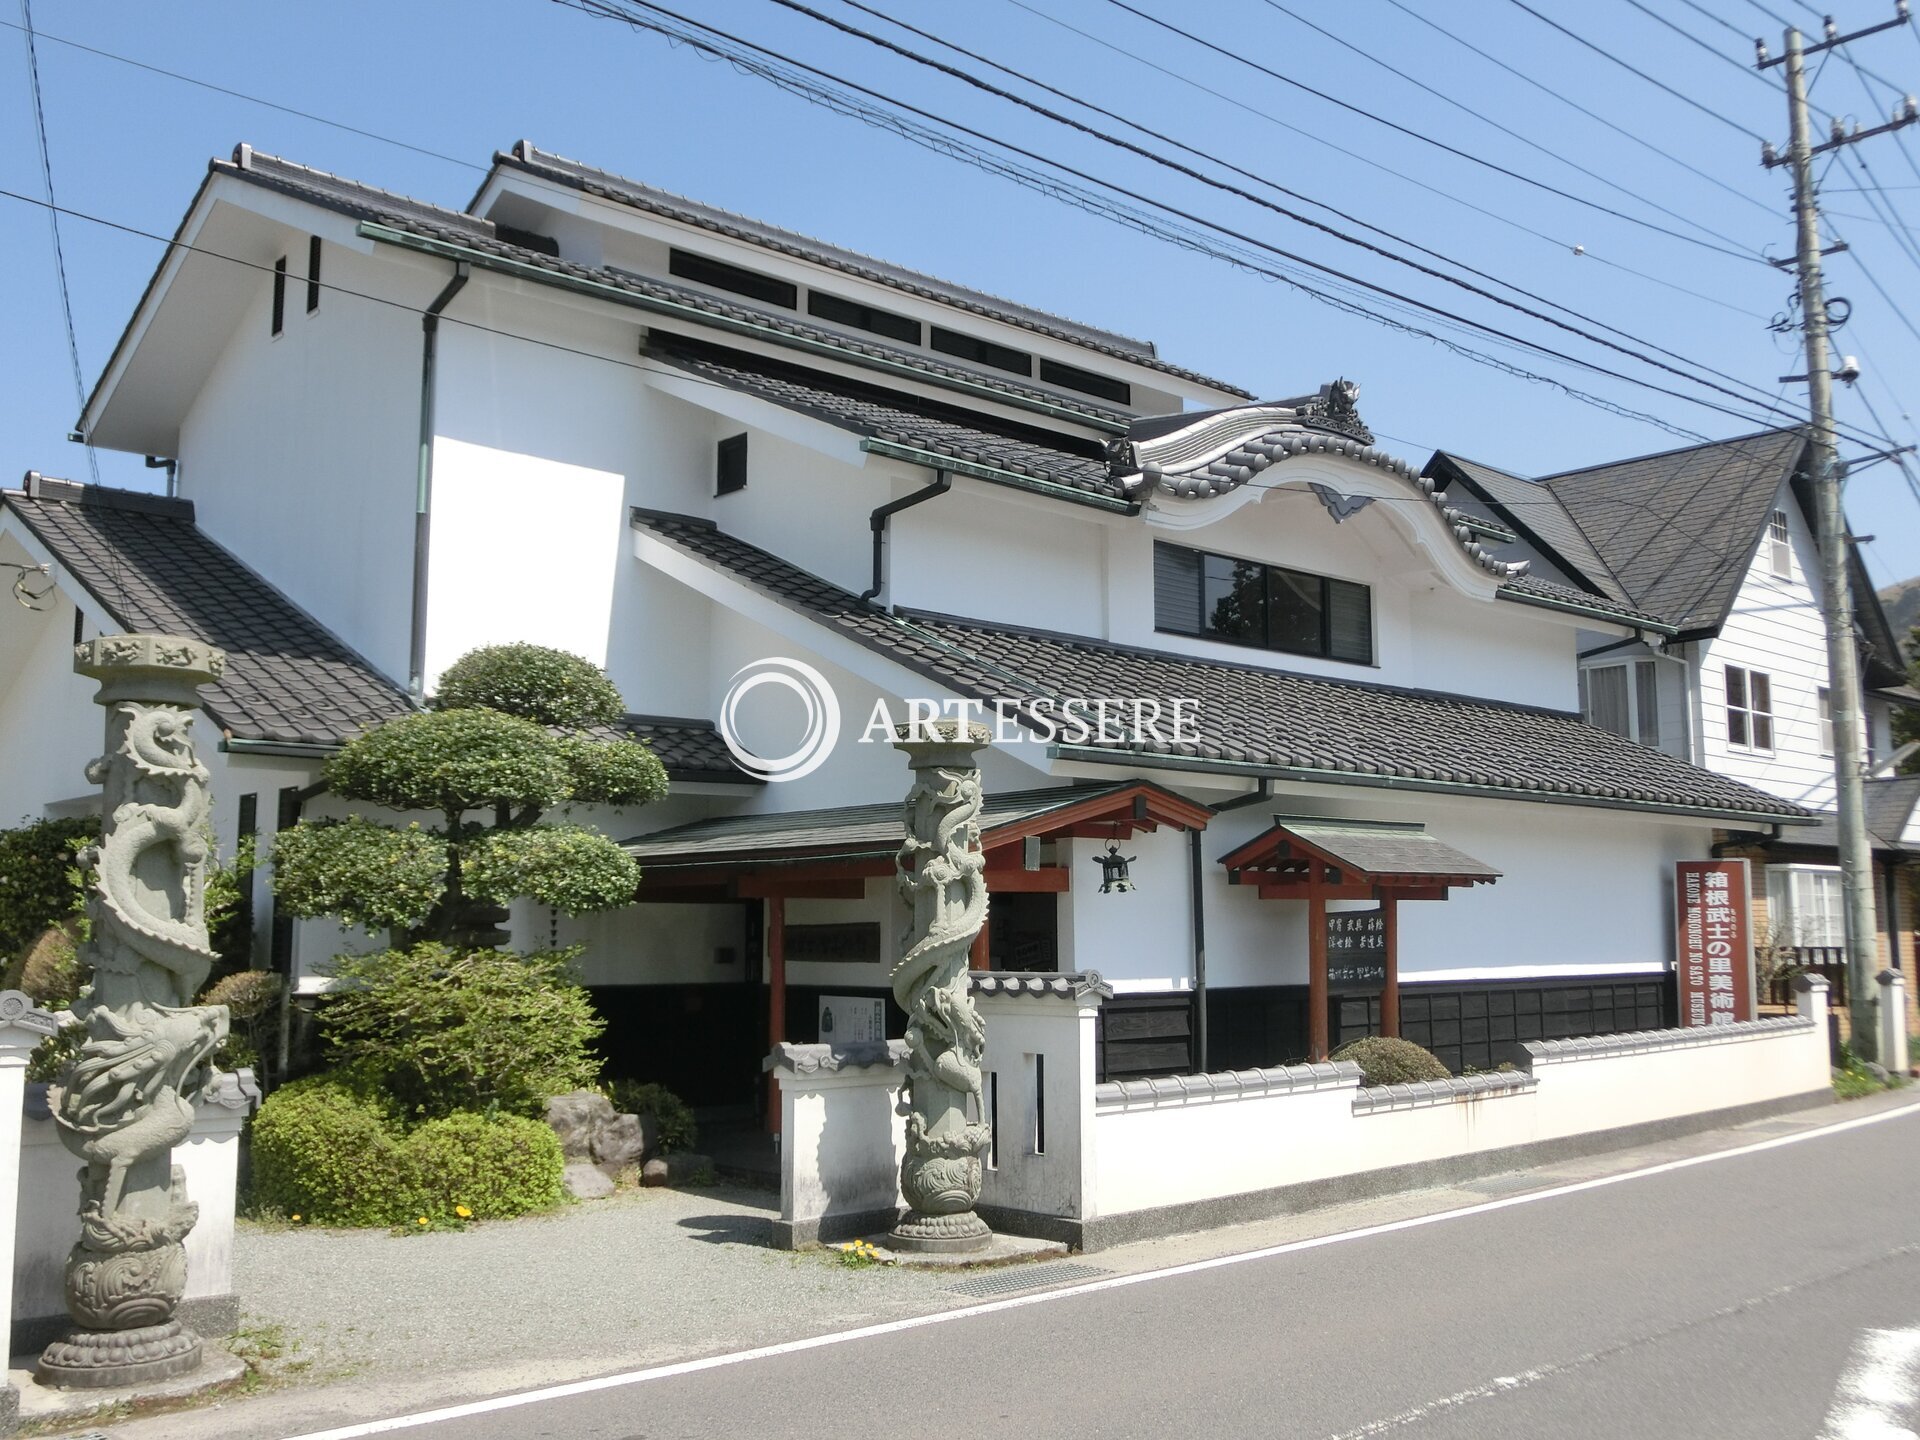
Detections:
641,1153,713,1187
563,1160,616,1199
545,1091,613,1161
591,1110,647,1171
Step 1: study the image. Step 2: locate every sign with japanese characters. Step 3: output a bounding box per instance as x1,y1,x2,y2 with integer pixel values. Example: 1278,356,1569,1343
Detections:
1326,907,1388,992
1675,859,1754,1027
818,995,887,1043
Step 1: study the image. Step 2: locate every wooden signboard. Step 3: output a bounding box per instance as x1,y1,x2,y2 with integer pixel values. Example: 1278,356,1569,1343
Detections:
817,995,887,1043
1326,907,1388,993
784,922,882,965
1675,859,1754,1027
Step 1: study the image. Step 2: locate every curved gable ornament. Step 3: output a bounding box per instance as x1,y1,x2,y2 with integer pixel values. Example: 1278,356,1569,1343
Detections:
1108,382,1530,583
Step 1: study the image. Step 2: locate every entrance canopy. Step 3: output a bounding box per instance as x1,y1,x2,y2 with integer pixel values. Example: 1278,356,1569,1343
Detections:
1219,816,1499,1059
1220,816,1500,900
624,780,1211,899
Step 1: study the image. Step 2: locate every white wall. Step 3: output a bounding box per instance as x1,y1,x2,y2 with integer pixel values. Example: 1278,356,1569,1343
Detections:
178,240,427,685
1697,489,1839,810
1057,828,1193,990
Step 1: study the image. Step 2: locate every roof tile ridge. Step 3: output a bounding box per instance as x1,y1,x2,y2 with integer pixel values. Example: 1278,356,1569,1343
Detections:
1430,452,1619,600
220,146,483,229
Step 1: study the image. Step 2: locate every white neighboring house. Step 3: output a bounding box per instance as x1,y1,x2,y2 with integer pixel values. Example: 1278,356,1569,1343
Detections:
0,141,1814,1110
1427,442,1919,1019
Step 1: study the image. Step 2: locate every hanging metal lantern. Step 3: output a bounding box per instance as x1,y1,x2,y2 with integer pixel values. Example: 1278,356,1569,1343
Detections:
1093,841,1138,894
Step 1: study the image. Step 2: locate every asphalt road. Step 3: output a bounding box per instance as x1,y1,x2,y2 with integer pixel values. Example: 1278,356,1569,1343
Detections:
276,1101,1920,1440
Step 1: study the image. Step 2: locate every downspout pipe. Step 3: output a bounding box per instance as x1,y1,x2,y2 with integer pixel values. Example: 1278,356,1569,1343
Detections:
859,471,952,608
408,261,471,704
1189,827,1208,1075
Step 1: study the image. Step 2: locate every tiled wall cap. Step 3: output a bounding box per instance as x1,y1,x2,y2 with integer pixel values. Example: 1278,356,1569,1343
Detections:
1095,1058,1362,1110
970,970,1113,1001
764,1040,910,1075
1351,1069,1537,1113
1522,1015,1813,1065
202,1067,263,1112
1879,969,1905,986
1792,972,1831,992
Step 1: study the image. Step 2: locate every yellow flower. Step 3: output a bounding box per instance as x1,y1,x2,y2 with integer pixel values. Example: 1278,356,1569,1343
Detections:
416,1217,428,1226
454,1205,472,1219
290,1214,302,1223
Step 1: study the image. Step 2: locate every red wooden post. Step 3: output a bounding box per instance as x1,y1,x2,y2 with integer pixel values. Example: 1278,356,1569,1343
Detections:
1308,861,1329,1061
1380,890,1400,1039
969,914,991,971
765,894,786,1135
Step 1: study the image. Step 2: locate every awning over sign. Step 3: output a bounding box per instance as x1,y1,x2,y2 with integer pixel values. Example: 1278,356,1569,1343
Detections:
1219,815,1501,896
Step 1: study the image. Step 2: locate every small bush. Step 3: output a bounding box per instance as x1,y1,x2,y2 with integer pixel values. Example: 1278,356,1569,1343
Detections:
1331,1035,1452,1087
407,1111,565,1218
609,1080,698,1154
320,944,604,1120
0,816,96,967
250,1076,418,1227
432,644,626,728
251,1074,567,1225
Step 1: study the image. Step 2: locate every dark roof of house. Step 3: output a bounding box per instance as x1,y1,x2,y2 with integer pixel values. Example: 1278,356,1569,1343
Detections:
1230,815,1502,880
493,142,1250,396
630,509,1813,822
1431,431,1808,633
1,477,411,748
1765,775,1920,853
646,336,1121,501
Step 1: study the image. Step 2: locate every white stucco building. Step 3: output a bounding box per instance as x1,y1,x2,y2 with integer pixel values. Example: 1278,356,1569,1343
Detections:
0,141,1827,1107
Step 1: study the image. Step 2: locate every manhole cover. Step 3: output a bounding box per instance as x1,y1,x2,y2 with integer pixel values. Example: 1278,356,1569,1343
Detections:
945,1261,1111,1297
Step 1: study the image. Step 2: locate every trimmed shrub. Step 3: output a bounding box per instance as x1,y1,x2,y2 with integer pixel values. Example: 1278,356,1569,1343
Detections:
609,1080,698,1154
320,944,604,1121
432,644,625,728
250,1076,418,1227
1331,1036,1451,1087
0,816,96,967
407,1112,565,1218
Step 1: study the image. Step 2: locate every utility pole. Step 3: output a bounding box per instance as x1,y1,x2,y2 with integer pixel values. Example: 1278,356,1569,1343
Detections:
1760,8,1919,1061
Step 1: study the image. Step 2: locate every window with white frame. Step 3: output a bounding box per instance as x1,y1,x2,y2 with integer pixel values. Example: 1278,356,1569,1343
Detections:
1819,686,1834,755
1766,864,1844,948
1580,658,1664,749
1725,665,1774,751
1768,509,1792,579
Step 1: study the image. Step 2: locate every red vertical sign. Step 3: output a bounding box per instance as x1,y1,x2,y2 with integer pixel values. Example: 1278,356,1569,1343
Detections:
1675,859,1754,1027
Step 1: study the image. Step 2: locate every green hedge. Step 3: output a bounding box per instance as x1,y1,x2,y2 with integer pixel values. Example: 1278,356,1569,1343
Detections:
608,1079,698,1154
0,816,96,967
1330,1036,1452,1087
249,1074,564,1226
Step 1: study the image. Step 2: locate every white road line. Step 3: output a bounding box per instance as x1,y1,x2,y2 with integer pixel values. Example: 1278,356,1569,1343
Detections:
281,1098,1920,1440
1821,1327,1920,1439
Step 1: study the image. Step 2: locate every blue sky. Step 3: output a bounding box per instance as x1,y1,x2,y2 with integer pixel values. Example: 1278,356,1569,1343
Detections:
4,0,1919,587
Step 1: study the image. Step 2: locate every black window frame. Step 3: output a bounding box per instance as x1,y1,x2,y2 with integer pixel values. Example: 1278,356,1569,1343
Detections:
929,326,1033,377
270,256,287,336
1039,357,1130,405
1154,540,1373,665
668,248,797,310
806,290,921,345
716,433,748,496
306,236,322,313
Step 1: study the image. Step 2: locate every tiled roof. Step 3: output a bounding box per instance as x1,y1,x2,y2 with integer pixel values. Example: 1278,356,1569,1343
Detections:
606,715,756,785
630,510,1813,822
1498,575,1677,631
647,337,1122,500
1232,816,1501,880
206,152,1160,430
1540,428,1807,633
624,781,1139,862
1767,776,1920,853
495,142,1250,397
2,478,411,748
1427,453,1629,606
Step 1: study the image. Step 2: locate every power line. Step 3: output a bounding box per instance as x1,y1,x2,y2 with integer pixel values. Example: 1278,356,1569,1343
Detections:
1253,0,1771,249
1501,0,1769,142
1377,0,1777,221
1837,149,1920,277
1618,0,1786,93
17,0,96,485
1099,0,1770,261
777,0,1804,427
998,0,1765,320
562,0,1812,439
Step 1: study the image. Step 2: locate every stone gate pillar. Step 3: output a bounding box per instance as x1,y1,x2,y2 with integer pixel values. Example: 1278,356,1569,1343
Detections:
888,719,993,1253
37,635,230,1389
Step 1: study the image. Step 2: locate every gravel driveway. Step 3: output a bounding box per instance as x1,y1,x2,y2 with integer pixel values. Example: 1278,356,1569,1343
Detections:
231,1182,961,1386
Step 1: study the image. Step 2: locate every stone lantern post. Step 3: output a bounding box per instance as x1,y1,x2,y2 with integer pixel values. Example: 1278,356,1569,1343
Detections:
888,719,992,1253
37,635,230,1389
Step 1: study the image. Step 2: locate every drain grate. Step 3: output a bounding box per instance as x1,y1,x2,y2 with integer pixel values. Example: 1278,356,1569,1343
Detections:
945,1261,1111,1297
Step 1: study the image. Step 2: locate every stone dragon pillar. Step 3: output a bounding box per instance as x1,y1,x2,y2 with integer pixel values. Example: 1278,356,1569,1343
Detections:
38,635,231,1389
888,719,992,1253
